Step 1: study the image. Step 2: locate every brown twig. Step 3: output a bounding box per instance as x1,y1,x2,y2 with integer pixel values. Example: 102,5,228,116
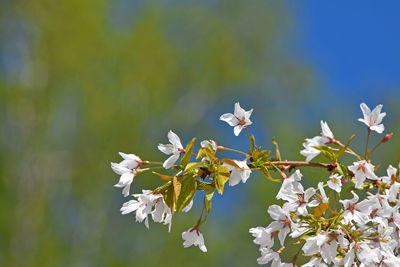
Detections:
264,160,331,169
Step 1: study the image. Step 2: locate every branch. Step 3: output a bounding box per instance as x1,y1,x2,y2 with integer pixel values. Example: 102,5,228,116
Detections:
264,160,331,169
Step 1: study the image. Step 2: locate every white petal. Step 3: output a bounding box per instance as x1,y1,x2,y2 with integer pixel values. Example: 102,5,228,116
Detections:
220,113,238,126
370,124,384,134
233,125,244,136
163,153,180,169
168,130,182,149
360,103,371,120
111,162,130,175
158,144,174,155
234,102,246,118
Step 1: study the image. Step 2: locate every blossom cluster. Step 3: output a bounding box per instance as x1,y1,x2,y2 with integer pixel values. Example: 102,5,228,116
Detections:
111,101,398,266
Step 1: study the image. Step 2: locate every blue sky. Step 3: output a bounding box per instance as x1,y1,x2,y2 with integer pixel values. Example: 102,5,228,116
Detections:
287,1,400,102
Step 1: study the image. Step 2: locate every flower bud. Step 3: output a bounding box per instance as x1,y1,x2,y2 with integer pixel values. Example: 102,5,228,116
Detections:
381,133,393,143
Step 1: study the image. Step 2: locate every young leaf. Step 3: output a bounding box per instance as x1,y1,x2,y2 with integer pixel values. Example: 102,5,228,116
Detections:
272,137,281,161
220,159,241,169
197,180,213,191
197,147,216,160
204,188,215,214
162,184,175,209
176,176,197,213
313,145,336,162
261,166,281,182
250,134,256,154
215,165,230,194
184,162,204,172
180,137,196,168
336,135,355,159
152,171,173,182
314,200,330,217
254,150,271,163
173,176,182,209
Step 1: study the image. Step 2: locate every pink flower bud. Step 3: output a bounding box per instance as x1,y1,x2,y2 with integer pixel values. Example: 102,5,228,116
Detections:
382,133,393,143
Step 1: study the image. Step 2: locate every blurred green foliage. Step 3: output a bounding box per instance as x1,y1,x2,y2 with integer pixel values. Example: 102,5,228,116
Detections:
2,0,397,266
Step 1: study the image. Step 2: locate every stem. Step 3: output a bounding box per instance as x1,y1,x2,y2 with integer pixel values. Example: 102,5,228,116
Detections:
219,147,249,156
333,141,362,160
370,142,382,155
365,128,371,159
145,161,164,165
245,127,252,147
264,160,331,169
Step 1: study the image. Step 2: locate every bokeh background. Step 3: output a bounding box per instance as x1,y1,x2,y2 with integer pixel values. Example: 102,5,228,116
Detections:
1,0,400,266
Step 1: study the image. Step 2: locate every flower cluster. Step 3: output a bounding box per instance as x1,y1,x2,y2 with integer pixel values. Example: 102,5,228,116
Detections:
111,101,398,266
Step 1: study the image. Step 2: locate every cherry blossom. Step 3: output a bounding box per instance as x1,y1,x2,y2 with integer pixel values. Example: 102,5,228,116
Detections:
182,227,207,252
300,121,335,162
111,152,143,197
327,173,342,193
225,160,252,186
348,160,378,188
249,227,274,248
158,130,184,169
358,102,386,133
220,102,253,136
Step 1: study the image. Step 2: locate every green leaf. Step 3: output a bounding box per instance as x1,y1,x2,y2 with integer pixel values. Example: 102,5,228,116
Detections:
250,134,256,154
184,162,204,172
196,147,216,160
204,188,215,214
254,150,271,163
272,137,281,161
162,184,174,209
173,176,181,210
215,165,230,194
337,163,349,177
180,137,196,168
336,135,355,159
313,145,336,162
196,180,213,191
176,176,197,213
260,166,281,182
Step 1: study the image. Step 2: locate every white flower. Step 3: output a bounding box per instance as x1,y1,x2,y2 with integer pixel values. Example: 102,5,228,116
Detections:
285,185,316,216
276,170,303,201
111,152,143,197
111,163,136,197
309,182,328,208
225,160,252,186
343,242,380,266
302,230,348,264
300,121,335,162
300,136,322,162
249,227,274,248
348,160,378,188
182,227,207,252
256,248,282,266
340,191,370,225
381,165,397,184
358,102,386,133
152,196,172,230
200,140,218,151
220,102,253,136
327,174,342,193
320,121,335,144
118,152,143,169
120,190,158,229
158,131,184,169
266,204,296,246
302,257,328,267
